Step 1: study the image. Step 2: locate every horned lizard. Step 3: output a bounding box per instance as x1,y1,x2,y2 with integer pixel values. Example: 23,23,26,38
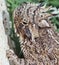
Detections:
13,2,59,65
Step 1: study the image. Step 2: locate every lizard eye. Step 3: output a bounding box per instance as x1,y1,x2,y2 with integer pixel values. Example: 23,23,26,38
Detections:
22,18,28,25
23,22,27,24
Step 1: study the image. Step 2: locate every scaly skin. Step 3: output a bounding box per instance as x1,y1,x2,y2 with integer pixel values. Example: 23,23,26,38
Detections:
13,2,59,65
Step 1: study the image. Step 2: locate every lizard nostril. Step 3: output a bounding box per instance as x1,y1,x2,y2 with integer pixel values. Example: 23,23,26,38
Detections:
41,15,43,17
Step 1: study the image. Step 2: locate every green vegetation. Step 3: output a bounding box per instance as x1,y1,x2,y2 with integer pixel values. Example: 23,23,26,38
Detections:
6,0,59,58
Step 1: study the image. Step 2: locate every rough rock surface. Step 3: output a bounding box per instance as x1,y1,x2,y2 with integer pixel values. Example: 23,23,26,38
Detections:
0,0,10,65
